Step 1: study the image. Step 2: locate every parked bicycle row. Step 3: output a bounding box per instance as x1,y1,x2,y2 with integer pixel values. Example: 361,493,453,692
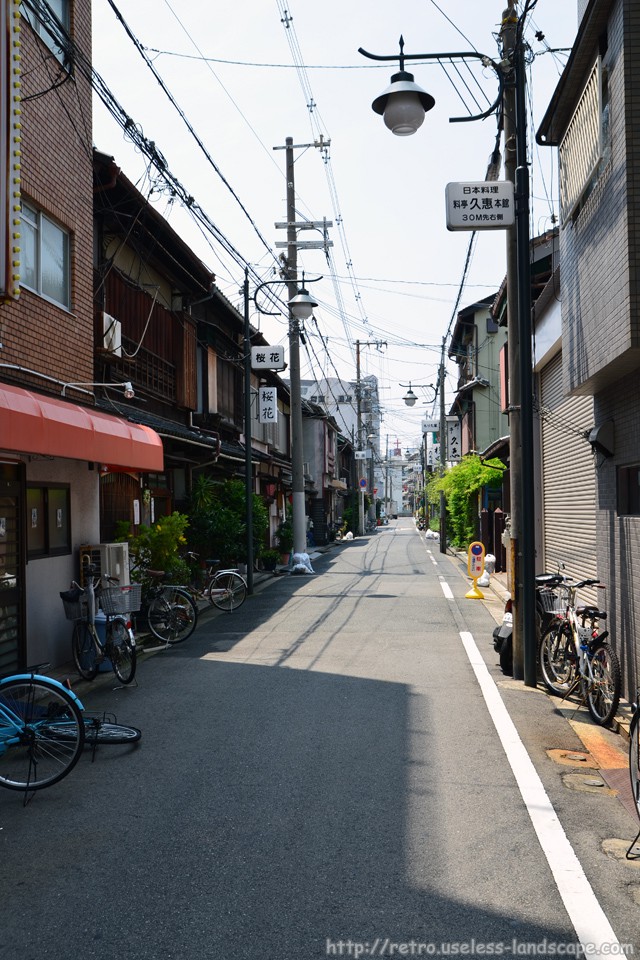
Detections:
58,552,248,686
0,553,249,802
491,564,640,857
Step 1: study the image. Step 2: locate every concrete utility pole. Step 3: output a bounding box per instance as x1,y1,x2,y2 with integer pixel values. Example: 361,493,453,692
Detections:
501,5,523,678
356,340,365,536
501,1,536,686
438,341,447,555
283,137,307,557
274,136,332,557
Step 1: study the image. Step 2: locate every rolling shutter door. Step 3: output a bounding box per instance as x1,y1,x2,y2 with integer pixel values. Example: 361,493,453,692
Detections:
540,352,597,584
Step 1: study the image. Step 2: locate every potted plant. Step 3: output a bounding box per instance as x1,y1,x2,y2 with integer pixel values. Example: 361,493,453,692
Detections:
275,513,294,563
261,549,281,572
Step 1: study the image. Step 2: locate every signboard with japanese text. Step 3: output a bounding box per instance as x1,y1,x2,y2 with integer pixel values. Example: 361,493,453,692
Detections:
251,345,286,371
446,417,461,463
445,181,515,231
258,387,278,424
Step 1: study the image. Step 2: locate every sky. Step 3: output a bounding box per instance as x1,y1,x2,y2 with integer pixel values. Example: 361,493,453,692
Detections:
91,0,579,452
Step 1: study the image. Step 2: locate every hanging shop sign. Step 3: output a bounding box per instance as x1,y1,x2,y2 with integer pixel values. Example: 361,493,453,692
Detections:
258,387,278,424
251,345,286,371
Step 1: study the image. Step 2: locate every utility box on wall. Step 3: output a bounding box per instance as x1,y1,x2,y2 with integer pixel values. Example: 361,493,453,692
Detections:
79,543,130,587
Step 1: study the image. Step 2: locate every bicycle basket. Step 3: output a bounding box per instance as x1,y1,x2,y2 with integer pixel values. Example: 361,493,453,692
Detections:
538,584,572,615
100,583,142,615
60,587,87,621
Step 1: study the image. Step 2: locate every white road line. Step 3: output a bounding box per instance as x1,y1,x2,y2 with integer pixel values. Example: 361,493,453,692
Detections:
459,630,621,956
439,579,454,600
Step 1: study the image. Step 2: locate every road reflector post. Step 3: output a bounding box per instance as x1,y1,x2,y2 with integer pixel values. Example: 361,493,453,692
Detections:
466,541,485,599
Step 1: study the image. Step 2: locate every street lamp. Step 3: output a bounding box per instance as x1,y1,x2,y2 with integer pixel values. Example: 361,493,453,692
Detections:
401,384,417,407
360,21,536,686
400,382,435,407
244,268,320,589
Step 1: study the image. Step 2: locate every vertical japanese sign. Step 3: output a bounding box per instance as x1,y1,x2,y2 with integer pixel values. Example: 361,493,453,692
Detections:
446,417,461,463
259,387,278,424
0,1,21,301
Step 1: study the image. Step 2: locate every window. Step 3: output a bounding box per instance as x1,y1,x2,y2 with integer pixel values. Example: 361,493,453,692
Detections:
618,465,640,516
27,485,71,558
21,0,70,64
20,199,70,308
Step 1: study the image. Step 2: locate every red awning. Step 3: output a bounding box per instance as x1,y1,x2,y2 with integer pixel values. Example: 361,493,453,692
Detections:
0,382,164,471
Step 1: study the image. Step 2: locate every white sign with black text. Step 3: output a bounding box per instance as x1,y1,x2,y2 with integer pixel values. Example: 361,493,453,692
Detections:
251,345,286,371
258,387,278,424
445,181,515,231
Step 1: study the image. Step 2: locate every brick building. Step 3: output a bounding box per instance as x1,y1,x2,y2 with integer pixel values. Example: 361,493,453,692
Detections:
0,2,162,670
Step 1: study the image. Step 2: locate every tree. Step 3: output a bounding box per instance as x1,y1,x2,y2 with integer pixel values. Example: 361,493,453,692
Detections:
428,455,505,548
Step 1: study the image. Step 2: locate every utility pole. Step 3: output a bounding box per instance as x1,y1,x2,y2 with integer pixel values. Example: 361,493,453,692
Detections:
274,136,333,557
283,137,307,557
501,2,536,685
438,340,447,555
502,4,523,677
356,339,365,536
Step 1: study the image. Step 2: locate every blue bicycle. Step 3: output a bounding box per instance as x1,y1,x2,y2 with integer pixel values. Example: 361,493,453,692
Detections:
0,666,85,793
0,665,142,800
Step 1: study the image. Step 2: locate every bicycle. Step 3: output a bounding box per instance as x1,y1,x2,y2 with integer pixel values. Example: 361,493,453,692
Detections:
60,561,138,684
200,558,247,612
626,690,640,859
538,576,621,726
134,567,199,646
184,553,247,613
0,665,85,796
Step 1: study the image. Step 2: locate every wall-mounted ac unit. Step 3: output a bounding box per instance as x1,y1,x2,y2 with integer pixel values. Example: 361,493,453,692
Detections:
102,312,122,357
100,542,130,586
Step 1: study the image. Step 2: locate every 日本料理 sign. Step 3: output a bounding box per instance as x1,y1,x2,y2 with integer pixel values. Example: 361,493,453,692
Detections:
445,181,515,231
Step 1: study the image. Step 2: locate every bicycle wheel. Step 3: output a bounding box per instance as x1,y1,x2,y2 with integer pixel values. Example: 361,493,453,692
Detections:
0,677,84,791
72,621,99,680
42,718,141,745
539,622,576,694
630,710,640,821
147,587,197,644
108,618,137,684
208,572,247,611
583,641,621,726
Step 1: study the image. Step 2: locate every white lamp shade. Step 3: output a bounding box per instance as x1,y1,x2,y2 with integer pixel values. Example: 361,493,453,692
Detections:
288,288,318,320
372,72,435,138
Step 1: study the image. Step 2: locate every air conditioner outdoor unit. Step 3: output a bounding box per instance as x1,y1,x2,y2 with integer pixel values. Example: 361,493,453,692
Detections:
102,312,122,357
100,542,130,586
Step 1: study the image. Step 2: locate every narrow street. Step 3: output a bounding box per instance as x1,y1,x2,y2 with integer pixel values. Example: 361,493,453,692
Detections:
1,520,638,960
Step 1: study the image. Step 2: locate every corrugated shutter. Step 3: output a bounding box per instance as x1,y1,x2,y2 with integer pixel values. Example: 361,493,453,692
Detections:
540,352,597,593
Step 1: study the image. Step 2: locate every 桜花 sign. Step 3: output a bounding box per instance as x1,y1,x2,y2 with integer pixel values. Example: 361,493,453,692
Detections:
251,345,286,371
258,387,278,424
445,181,515,231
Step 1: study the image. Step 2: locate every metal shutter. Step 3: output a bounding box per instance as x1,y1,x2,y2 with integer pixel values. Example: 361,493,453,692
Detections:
540,352,597,588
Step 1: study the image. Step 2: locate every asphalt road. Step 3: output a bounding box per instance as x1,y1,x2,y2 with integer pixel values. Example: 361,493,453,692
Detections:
1,520,638,960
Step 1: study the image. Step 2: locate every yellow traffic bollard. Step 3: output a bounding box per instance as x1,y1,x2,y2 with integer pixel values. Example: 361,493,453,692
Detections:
465,541,485,599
